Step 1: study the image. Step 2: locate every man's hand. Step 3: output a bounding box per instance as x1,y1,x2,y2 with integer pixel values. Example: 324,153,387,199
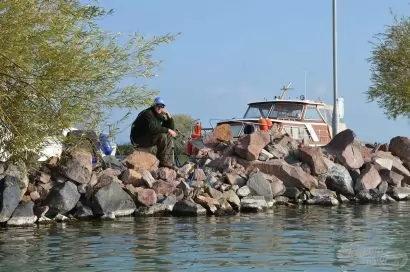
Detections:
168,128,177,137
163,109,172,119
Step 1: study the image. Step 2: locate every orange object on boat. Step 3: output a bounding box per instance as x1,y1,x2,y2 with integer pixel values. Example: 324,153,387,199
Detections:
265,118,272,129
191,120,202,139
259,118,268,131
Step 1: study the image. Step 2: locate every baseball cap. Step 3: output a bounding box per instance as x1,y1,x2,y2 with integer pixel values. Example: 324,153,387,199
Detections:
153,96,165,107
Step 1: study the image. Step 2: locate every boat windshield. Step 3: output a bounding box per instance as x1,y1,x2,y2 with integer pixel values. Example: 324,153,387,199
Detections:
268,102,304,119
243,103,273,118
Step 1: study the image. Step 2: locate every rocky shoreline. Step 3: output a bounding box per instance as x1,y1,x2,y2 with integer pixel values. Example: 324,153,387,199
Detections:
1,127,410,227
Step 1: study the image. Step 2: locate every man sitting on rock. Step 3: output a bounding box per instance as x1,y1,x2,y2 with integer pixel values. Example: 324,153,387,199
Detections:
130,96,177,168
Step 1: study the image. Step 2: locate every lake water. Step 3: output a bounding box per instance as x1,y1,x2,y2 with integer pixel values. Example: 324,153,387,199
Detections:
1,202,409,272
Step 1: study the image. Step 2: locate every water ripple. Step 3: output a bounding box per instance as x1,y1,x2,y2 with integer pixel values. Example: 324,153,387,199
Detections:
1,203,410,271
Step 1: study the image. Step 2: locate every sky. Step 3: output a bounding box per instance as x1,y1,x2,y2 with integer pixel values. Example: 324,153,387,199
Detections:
96,0,409,144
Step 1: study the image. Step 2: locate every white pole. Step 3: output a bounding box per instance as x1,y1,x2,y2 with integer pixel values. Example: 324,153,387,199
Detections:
332,0,339,137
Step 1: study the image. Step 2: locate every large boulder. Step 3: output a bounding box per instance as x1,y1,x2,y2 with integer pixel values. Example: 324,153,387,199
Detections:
354,164,381,192
136,189,157,206
120,169,143,187
206,156,236,172
0,160,29,199
387,187,410,201
7,201,37,226
374,151,410,178
222,189,241,210
72,201,94,219
59,149,92,184
225,173,246,187
135,203,170,216
325,164,355,197
152,180,177,196
124,150,158,172
389,136,410,163
0,175,22,222
213,124,233,143
234,131,270,161
45,181,80,217
297,146,328,175
158,167,177,182
240,196,268,213
172,199,207,216
325,129,364,169
247,172,273,201
91,181,136,216
247,159,318,190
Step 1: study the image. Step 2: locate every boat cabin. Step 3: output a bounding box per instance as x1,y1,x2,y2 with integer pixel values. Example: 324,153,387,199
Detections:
217,98,346,146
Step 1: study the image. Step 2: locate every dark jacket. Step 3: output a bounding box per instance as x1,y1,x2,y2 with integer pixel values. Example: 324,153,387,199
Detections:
130,106,175,142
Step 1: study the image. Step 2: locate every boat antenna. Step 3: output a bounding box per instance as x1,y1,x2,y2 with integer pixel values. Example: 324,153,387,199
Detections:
279,82,293,99
304,71,307,99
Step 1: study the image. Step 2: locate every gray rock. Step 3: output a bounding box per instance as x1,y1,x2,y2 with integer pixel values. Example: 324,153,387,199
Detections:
207,204,218,214
265,143,289,159
0,175,21,222
325,164,355,197
73,201,93,219
141,169,155,188
378,181,389,195
219,183,231,192
101,212,116,220
274,196,290,204
7,201,37,226
247,172,273,201
45,181,80,217
38,216,53,224
215,198,235,216
225,173,246,187
387,187,410,201
135,204,170,216
373,157,393,171
222,189,241,210
236,185,251,197
205,187,223,200
59,149,92,184
91,182,136,216
354,164,381,192
158,195,178,212
356,190,374,203
337,194,350,203
102,155,126,171
258,149,274,161
177,163,195,178
0,160,29,199
310,188,337,198
307,196,339,206
283,187,302,199
77,184,87,194
54,213,70,222
34,206,49,218
271,179,286,197
240,196,268,213
381,194,396,203
190,180,204,188
172,199,207,216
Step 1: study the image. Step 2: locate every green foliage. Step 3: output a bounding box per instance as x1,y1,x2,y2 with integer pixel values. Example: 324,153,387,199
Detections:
116,143,134,157
0,0,177,162
367,15,410,119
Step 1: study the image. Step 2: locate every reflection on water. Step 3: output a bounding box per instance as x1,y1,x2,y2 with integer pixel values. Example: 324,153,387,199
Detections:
1,203,409,271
